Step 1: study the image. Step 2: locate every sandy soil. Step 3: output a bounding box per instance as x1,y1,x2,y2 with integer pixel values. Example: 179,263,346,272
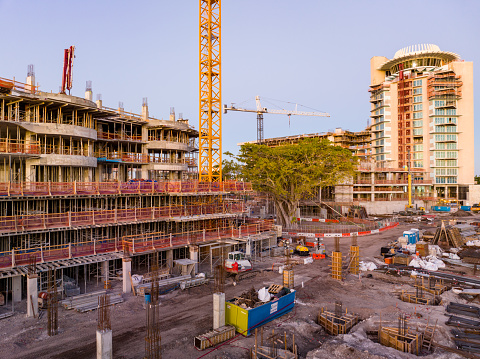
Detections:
0,214,478,359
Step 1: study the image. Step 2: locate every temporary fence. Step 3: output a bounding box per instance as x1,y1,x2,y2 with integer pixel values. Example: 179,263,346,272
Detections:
0,180,253,197
0,203,247,234
283,217,399,238
0,220,274,270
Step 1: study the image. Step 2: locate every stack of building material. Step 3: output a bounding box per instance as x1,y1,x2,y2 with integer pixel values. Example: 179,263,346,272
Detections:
135,275,191,296
179,276,209,290
447,302,480,354
61,291,124,312
431,222,464,248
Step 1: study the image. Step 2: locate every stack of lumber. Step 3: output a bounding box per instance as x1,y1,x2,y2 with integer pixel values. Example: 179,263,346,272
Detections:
61,291,124,312
135,275,191,296
432,222,464,248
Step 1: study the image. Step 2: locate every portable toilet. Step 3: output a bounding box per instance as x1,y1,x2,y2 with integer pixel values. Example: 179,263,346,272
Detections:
403,231,416,245
410,229,420,242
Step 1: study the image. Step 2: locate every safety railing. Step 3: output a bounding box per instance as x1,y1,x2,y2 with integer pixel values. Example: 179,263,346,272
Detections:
0,76,38,94
0,203,246,234
0,220,274,269
97,131,143,142
0,139,40,155
0,180,253,197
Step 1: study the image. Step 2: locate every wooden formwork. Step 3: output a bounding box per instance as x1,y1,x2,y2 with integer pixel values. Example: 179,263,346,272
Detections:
378,327,422,355
318,308,358,335
349,245,359,275
399,290,441,306
331,252,342,280
414,276,447,296
194,325,236,350
283,269,294,289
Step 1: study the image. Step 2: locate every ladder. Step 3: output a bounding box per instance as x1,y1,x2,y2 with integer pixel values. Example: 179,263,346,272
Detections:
422,319,437,352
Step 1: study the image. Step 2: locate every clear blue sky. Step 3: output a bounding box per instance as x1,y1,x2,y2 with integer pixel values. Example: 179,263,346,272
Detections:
0,0,478,174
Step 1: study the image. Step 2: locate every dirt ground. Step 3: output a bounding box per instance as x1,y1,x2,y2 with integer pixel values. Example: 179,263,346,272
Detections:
0,213,479,359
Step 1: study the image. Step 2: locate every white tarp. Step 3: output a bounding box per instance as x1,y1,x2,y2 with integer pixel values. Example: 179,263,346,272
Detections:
359,261,377,271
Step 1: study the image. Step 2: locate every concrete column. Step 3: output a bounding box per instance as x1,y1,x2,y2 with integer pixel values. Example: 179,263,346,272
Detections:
189,245,198,274
166,249,173,270
27,275,38,318
102,261,109,284
12,275,22,302
213,292,225,329
122,259,132,294
96,329,113,359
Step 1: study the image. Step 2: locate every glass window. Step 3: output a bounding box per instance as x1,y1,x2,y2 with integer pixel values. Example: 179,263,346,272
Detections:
413,112,423,119
414,96,423,103
413,88,422,95
413,79,423,87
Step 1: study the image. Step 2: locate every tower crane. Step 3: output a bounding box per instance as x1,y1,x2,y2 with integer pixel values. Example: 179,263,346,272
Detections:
223,96,330,143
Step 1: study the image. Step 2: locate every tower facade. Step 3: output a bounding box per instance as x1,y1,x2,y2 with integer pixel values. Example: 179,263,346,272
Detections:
370,44,474,199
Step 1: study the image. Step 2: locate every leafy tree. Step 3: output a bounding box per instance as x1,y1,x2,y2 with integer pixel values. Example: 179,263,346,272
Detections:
237,138,357,228
222,151,242,180
475,175,480,185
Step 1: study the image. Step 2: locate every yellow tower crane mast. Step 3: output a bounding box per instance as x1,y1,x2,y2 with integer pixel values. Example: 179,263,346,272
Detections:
224,96,330,143
199,0,222,182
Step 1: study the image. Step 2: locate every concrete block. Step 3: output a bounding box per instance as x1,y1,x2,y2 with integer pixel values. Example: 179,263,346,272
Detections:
96,329,113,359
12,275,22,302
27,275,38,318
213,292,225,329
122,259,132,294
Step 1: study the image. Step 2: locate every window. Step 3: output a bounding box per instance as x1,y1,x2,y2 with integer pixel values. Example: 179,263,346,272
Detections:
446,151,457,158
413,88,422,95
435,118,445,125
413,112,423,119
414,161,423,168
446,134,456,141
414,144,423,151
413,104,423,111
435,134,445,141
436,177,446,184
446,143,457,150
414,96,423,103
434,100,445,107
436,169,446,175
435,108,456,115
447,168,457,175
445,126,457,133
413,120,423,127
413,79,422,87
436,152,445,159
447,177,457,184
435,143,445,150
435,126,445,133
413,128,423,136
413,153,423,159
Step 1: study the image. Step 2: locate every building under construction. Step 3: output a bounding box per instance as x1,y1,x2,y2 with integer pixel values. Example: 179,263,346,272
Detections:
0,70,276,310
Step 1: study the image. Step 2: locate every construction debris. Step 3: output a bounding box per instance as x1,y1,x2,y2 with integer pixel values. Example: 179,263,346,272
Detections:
431,221,464,248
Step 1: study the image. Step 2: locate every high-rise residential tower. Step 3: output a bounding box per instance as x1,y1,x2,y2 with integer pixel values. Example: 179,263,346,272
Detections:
370,44,474,199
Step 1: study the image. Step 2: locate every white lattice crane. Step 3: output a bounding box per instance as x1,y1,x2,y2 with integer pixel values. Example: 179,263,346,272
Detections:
223,96,329,143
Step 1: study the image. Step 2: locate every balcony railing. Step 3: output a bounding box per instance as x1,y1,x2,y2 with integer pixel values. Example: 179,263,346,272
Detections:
0,139,40,155
0,202,247,234
0,180,252,197
0,220,274,269
97,131,143,142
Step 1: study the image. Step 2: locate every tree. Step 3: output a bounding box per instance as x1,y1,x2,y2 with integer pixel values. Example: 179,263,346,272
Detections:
222,151,243,180
475,175,480,185
237,138,358,228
